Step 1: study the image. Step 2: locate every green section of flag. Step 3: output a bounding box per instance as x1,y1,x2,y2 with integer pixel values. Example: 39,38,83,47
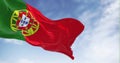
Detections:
0,0,26,40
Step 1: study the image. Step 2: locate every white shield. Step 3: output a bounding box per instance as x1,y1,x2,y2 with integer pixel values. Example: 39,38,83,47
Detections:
19,14,30,27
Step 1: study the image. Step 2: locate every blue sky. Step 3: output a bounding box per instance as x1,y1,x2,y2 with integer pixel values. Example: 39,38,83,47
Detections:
0,0,119,63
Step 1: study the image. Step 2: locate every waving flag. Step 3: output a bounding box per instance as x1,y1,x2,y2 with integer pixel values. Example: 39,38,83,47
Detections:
0,0,84,59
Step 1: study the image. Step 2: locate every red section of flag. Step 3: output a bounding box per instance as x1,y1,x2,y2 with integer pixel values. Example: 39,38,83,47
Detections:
25,4,84,59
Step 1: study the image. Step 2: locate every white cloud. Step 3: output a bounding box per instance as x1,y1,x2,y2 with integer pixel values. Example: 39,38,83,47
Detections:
0,60,7,63
100,0,114,6
3,39,24,45
17,58,34,63
73,0,96,3
75,0,119,63
0,58,35,63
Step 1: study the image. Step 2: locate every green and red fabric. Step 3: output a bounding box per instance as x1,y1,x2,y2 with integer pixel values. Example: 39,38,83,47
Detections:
0,0,84,59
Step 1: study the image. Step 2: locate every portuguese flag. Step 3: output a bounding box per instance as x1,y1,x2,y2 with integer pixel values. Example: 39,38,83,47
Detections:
0,0,84,59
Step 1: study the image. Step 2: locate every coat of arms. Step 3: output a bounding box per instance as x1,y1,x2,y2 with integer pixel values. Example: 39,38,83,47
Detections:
10,10,39,36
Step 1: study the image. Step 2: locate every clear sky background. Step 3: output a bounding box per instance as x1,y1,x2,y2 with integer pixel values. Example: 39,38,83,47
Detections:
0,0,119,63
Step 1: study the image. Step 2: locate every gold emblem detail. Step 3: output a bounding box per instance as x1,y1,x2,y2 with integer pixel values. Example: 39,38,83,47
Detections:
10,10,39,36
